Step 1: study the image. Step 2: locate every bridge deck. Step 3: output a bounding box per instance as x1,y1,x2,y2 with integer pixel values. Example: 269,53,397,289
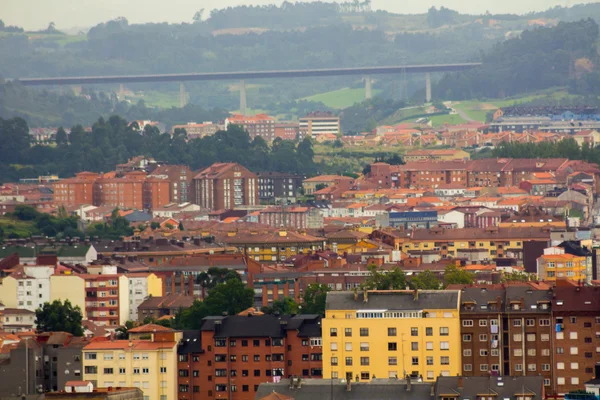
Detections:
17,63,481,86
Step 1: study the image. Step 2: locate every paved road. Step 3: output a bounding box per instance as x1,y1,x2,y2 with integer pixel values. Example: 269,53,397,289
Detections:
444,101,474,122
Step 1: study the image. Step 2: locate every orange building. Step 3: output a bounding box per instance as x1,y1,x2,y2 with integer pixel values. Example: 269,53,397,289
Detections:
143,177,171,210
93,171,146,210
225,114,275,141
53,172,99,207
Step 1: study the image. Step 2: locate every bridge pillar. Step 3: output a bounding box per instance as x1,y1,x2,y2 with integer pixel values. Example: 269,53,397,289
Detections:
119,83,125,101
239,80,247,116
365,75,372,100
179,82,187,108
425,72,432,103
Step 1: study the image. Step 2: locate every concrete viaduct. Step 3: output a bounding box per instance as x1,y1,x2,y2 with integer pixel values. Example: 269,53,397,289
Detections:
17,63,480,114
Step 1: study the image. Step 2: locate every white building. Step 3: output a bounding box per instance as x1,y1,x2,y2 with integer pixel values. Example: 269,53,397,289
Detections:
0,264,54,311
299,112,340,139
437,210,466,229
152,202,201,218
126,273,162,321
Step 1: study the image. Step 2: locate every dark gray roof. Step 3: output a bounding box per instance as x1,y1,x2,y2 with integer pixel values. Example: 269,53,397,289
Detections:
435,376,544,400
178,330,203,355
256,378,433,400
460,288,505,314
326,290,459,311
506,286,552,314
201,315,286,338
285,315,322,338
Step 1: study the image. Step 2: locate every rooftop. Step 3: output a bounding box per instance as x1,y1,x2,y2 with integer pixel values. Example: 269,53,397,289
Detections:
326,290,459,311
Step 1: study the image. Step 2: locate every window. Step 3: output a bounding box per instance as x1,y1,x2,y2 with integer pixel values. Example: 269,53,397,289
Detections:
85,353,97,360
411,328,418,336
571,362,579,370
330,342,338,351
514,349,522,357
480,364,489,371
570,332,578,339
388,342,397,351
557,377,565,385
142,368,149,374
426,342,433,350
464,364,473,371
556,347,564,354
440,327,449,336
462,320,473,327
84,366,97,374
254,370,260,377
527,349,536,356
463,349,472,357
103,368,113,374
527,364,536,372
526,319,535,326
388,357,397,366
254,355,260,362
479,334,487,341
411,342,418,351
360,357,370,366
440,356,450,365
515,364,523,372
345,357,352,366
345,328,352,337
345,342,352,351
527,334,536,342
253,339,260,347
480,349,488,356
119,368,126,374
360,342,369,351
412,357,419,366
513,320,522,327
133,368,140,375
104,353,113,361
570,317,577,324
331,357,338,366
427,356,434,365
388,328,396,336
479,320,488,327
242,340,248,347
513,334,522,342
426,327,433,336
570,347,578,355
360,328,369,337
557,362,565,370
542,364,550,371
440,342,449,350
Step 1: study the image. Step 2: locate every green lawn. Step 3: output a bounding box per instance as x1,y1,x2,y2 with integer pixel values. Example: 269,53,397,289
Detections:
301,87,380,109
126,91,181,109
0,218,38,238
429,113,468,127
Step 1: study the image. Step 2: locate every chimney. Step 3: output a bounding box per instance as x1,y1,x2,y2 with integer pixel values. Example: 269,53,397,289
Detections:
458,376,463,390
413,289,419,301
363,289,368,303
406,375,412,392
354,291,358,301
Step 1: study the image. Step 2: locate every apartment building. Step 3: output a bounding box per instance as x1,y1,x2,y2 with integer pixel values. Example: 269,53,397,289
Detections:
396,161,469,190
50,268,162,325
142,177,171,210
458,286,553,387
404,149,470,162
299,112,340,139
537,247,588,282
148,165,194,204
274,122,300,140
256,172,303,201
551,281,600,395
226,114,276,141
93,171,146,210
322,290,462,382
53,172,99,207
0,264,54,311
192,314,322,400
171,122,219,139
257,207,323,230
407,226,551,263
82,326,180,400
302,175,354,195
192,163,258,210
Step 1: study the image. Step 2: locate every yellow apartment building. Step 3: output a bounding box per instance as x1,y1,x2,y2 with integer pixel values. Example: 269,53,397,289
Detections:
536,246,588,282
82,334,179,400
322,290,462,383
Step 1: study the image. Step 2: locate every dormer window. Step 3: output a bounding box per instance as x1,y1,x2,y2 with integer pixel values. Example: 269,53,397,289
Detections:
512,304,520,310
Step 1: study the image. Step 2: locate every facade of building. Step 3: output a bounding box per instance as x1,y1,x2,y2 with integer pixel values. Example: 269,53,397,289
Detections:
192,163,258,210
148,165,194,205
53,172,98,207
226,114,276,141
0,264,54,311
1,307,36,332
274,122,300,140
171,123,220,139
192,314,322,400
404,149,470,162
256,172,303,202
299,112,340,139
536,247,588,282
81,330,180,400
323,290,462,382
258,207,321,230
142,177,171,210
126,273,163,321
93,172,146,210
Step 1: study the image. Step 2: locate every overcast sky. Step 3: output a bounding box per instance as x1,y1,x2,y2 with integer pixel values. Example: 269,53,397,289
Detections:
0,0,593,31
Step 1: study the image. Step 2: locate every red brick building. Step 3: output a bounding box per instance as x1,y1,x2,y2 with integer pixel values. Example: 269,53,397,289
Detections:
177,314,322,400
53,172,99,207
148,165,194,204
226,114,276,142
93,171,146,210
143,176,171,210
192,163,258,210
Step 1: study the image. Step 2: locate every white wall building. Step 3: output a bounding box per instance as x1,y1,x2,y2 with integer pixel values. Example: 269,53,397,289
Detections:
0,265,54,311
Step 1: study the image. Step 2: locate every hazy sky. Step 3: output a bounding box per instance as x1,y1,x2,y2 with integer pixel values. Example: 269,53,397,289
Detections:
0,0,594,31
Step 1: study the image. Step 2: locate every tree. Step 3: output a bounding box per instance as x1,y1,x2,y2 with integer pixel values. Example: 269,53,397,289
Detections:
178,222,185,231
301,284,330,315
315,183,327,192
443,265,474,286
196,267,241,295
361,264,407,290
502,270,532,283
151,222,160,230
55,127,68,145
261,297,299,315
35,300,84,336
193,9,205,22
410,270,442,290
165,223,175,230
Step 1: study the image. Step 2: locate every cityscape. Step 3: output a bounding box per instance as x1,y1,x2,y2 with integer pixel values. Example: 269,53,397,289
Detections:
2,1,600,400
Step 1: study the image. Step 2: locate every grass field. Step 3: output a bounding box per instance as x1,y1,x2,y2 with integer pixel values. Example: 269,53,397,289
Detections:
429,113,468,127
301,87,381,109
0,31,87,46
125,91,181,109
0,218,37,238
